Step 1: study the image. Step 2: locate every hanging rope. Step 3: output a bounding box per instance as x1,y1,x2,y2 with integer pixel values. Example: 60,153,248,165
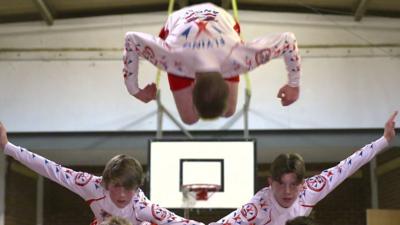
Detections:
231,0,251,138
153,0,251,136
167,0,175,15
231,0,252,97
156,0,175,89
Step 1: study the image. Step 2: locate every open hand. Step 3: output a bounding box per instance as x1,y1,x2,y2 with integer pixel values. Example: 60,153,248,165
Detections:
134,83,157,103
384,111,398,143
277,84,299,106
0,122,8,151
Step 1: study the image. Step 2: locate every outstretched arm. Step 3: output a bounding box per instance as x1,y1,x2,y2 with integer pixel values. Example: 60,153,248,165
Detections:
0,121,100,200
134,189,204,225
123,32,158,103
270,32,301,106
266,32,301,88
302,111,398,206
244,32,301,106
214,188,273,225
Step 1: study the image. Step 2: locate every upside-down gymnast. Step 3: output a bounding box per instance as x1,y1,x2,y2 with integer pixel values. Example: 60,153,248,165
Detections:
123,2,301,124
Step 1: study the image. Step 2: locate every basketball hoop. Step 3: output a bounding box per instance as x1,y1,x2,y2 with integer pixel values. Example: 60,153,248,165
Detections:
182,184,221,201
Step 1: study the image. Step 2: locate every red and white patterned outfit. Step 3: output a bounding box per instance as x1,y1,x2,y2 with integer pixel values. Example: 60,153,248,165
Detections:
4,143,203,225
215,136,388,225
123,3,301,95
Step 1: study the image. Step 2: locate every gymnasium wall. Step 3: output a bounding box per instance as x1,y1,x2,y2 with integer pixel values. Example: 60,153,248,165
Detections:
1,9,400,225
0,11,399,132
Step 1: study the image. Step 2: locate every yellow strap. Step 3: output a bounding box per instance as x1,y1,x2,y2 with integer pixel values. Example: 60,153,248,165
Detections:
156,0,175,89
155,69,162,88
231,0,239,21
231,0,251,95
167,0,175,15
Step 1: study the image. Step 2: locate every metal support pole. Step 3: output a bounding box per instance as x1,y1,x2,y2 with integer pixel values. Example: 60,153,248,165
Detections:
243,90,251,139
156,91,163,139
369,158,379,208
36,176,44,225
184,208,190,220
0,154,6,225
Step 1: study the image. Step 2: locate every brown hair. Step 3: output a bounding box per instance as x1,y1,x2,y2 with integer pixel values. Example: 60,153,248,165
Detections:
193,72,229,119
100,217,132,225
270,153,305,184
286,216,315,225
101,154,144,190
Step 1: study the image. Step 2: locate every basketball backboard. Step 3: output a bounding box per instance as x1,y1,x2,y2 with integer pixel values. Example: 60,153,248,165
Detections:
149,139,256,209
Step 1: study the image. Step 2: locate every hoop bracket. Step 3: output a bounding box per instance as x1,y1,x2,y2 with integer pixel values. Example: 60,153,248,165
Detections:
182,184,221,200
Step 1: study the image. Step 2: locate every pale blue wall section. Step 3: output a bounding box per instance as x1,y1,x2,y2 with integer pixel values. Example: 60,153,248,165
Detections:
0,11,399,131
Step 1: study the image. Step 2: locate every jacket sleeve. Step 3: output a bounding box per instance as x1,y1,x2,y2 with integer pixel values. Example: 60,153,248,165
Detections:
123,32,141,96
246,32,301,87
215,188,272,225
133,189,205,225
301,136,389,206
4,142,101,200
123,31,173,96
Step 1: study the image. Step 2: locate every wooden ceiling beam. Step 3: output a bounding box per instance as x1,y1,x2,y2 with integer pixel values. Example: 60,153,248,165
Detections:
32,0,53,25
177,0,188,9
354,0,370,22
222,0,231,9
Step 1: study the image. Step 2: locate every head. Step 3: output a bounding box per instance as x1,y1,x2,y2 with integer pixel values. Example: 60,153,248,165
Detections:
269,153,305,208
102,154,144,208
193,72,229,119
99,216,132,225
286,216,315,225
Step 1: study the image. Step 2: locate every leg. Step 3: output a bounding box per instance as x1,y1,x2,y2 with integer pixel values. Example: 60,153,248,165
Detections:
171,85,199,125
223,80,238,118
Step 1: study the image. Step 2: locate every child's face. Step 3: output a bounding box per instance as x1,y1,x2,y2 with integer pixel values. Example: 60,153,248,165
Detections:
108,183,135,208
269,172,303,208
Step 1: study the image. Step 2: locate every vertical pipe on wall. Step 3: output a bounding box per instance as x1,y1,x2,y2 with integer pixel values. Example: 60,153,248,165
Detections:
0,154,6,225
370,158,379,208
36,176,44,225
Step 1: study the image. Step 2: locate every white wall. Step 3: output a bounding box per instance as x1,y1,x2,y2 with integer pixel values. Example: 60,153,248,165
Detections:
0,11,399,132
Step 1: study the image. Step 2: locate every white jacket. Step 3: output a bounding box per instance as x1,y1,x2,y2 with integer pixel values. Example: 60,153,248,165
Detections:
216,136,388,225
5,143,203,225
123,3,301,95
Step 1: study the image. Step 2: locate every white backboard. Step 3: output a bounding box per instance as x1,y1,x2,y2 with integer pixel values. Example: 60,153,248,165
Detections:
149,140,256,209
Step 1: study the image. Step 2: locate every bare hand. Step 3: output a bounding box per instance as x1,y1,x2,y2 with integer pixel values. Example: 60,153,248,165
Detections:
277,84,299,106
0,122,9,151
384,111,398,143
134,83,157,103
